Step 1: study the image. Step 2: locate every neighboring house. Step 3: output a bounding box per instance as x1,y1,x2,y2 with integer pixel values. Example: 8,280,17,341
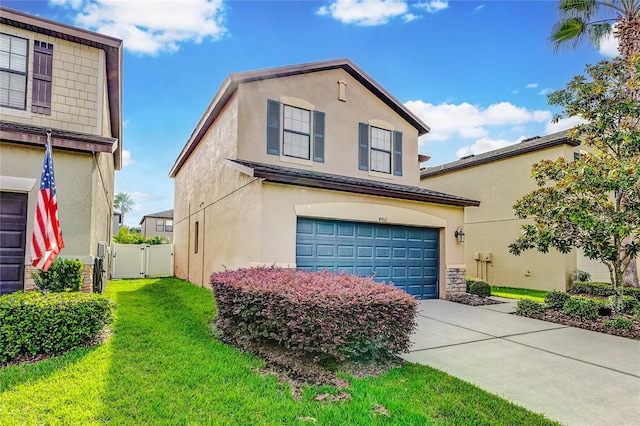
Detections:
113,211,122,235
169,59,479,299
420,130,613,292
140,209,173,242
0,8,123,295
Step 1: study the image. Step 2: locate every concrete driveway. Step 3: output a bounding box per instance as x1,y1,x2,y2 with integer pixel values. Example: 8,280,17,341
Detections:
401,298,640,426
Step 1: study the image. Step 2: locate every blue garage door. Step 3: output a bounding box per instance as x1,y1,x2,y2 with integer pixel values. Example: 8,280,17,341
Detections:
296,217,439,299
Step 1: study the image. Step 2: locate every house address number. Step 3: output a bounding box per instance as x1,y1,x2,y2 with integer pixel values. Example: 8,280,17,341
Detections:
378,217,388,222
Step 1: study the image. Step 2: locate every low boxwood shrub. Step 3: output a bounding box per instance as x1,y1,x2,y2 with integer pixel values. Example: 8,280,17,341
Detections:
562,297,601,320
604,317,634,331
468,280,491,297
0,291,115,363
569,282,640,301
544,290,571,309
516,299,546,316
210,267,418,363
606,295,639,315
31,258,84,292
465,276,479,293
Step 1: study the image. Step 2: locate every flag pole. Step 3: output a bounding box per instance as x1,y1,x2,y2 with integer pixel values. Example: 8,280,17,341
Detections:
30,129,64,271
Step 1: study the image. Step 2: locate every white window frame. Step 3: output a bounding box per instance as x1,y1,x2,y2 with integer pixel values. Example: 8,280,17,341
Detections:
0,33,28,110
282,104,311,160
370,126,392,174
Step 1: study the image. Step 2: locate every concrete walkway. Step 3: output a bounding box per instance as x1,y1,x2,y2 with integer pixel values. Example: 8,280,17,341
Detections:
401,298,640,426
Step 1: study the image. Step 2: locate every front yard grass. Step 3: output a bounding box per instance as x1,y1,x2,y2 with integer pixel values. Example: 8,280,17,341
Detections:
491,286,549,303
1,278,558,425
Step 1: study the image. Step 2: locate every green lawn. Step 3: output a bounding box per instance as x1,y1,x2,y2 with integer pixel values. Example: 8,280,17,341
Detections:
1,278,558,425
491,286,549,303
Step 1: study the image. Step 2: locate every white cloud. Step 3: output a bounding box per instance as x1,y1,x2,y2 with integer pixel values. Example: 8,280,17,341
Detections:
414,0,449,13
121,150,135,167
456,136,522,158
525,83,538,89
402,13,420,23
404,100,551,142
474,4,485,13
599,32,618,57
545,116,588,134
539,88,553,95
317,0,409,26
51,0,227,55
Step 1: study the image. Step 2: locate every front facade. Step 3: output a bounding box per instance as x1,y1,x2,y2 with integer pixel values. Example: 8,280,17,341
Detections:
170,59,478,299
0,8,123,294
420,131,611,292
140,209,174,242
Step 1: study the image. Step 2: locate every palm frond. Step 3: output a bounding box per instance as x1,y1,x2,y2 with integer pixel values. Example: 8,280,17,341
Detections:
550,18,587,52
588,22,614,45
558,0,600,19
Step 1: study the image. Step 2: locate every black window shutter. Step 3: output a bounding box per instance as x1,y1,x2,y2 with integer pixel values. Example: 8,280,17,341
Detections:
267,99,280,155
313,110,325,163
393,131,403,176
31,41,53,115
358,122,369,171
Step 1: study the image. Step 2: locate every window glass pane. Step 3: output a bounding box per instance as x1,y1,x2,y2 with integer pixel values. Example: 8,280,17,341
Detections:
11,37,27,55
371,150,391,173
0,51,9,69
371,127,391,151
156,219,164,232
165,220,173,232
283,131,310,159
0,70,8,89
7,73,25,108
0,34,10,52
0,87,8,105
283,105,309,134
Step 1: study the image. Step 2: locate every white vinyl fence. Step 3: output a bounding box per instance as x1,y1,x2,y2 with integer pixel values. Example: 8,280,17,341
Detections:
111,243,174,279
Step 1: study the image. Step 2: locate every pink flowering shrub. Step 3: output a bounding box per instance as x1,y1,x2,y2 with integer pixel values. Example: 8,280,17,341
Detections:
210,267,418,363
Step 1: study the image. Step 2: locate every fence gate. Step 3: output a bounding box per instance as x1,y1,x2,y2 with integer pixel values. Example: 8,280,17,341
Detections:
111,243,174,279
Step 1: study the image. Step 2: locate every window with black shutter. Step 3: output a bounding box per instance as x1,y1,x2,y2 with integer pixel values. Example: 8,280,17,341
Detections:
267,99,325,163
32,41,53,115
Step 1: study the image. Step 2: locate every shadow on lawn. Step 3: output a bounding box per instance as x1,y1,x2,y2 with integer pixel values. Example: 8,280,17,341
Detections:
0,346,98,393
98,278,294,424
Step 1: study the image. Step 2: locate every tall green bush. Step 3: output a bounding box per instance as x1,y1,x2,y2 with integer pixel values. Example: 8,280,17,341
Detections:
31,258,84,292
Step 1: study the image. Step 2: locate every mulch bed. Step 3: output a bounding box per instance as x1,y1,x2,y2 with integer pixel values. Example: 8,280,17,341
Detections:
446,292,640,340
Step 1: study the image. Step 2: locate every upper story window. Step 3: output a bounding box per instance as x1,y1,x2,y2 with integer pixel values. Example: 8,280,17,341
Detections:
267,99,325,163
283,105,311,159
370,127,392,174
0,33,28,110
358,122,403,176
155,219,174,232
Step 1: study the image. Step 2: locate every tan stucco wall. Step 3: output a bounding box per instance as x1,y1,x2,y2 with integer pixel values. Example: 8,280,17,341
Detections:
89,151,115,254
421,144,609,291
0,142,101,262
236,68,421,186
0,24,106,135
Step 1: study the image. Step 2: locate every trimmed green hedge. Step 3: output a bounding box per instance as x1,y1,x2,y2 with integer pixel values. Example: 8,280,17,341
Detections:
0,291,115,363
516,299,546,316
31,258,84,292
569,282,640,301
562,297,602,320
468,280,491,297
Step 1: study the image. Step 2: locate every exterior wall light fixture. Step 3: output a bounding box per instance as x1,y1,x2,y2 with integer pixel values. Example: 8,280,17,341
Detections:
455,226,465,243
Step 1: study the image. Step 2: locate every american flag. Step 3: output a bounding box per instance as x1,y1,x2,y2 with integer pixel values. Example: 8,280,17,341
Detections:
30,132,64,271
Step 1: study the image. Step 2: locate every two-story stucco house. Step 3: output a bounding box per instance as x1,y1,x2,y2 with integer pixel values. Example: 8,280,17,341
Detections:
0,7,122,294
140,209,174,242
169,59,479,299
420,130,618,292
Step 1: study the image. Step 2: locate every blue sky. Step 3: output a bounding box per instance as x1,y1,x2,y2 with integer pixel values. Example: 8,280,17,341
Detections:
5,0,616,226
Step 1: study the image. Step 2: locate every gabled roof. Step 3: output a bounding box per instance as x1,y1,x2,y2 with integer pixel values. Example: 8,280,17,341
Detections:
230,159,480,207
0,7,123,169
169,58,430,178
140,209,174,224
420,129,580,179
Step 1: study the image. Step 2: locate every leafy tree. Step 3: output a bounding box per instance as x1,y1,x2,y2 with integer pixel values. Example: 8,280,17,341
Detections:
114,192,134,225
550,0,640,59
112,227,169,245
509,55,640,313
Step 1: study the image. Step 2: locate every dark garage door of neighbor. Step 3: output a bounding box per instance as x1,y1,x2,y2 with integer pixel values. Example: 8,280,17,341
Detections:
296,217,439,299
0,192,28,295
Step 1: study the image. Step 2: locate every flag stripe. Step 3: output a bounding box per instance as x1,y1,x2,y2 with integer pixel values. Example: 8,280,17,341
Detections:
30,134,64,271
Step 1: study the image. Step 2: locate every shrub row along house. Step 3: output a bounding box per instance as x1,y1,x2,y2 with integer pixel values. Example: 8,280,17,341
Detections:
170,59,479,299
0,8,123,295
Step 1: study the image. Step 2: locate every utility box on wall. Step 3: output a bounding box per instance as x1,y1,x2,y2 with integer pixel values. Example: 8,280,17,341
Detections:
482,252,492,262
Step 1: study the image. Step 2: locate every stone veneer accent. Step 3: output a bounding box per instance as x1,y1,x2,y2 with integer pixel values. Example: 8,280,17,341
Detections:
445,267,466,295
24,263,94,293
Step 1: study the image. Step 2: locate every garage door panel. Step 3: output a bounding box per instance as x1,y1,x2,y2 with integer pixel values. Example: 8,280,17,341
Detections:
296,218,439,300
0,192,27,295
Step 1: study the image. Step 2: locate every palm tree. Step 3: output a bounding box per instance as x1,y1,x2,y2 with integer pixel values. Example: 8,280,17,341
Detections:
114,192,134,225
550,0,640,58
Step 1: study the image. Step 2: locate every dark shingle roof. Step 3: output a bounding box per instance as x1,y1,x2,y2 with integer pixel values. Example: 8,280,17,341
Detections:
420,129,579,179
230,159,480,207
140,209,174,224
